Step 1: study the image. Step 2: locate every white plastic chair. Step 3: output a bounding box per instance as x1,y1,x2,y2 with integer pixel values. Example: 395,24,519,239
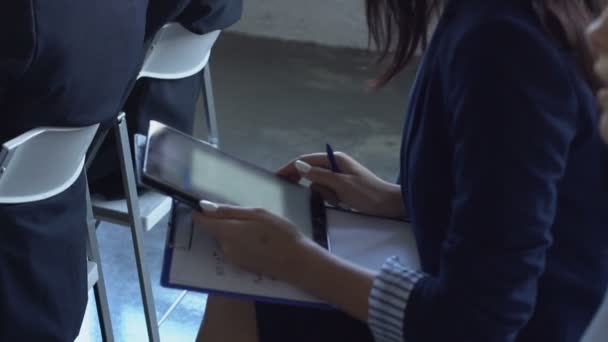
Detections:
0,126,97,203
0,124,114,341
93,24,222,233
88,114,162,342
581,292,608,342
89,24,223,342
139,23,221,147
140,24,220,81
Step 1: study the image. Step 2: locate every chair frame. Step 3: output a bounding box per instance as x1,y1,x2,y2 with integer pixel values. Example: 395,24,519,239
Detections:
88,26,222,341
203,65,220,148
85,176,115,341
87,114,161,342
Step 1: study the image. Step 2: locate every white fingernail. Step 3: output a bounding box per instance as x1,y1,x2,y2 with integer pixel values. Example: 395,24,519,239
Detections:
295,160,312,174
199,200,219,212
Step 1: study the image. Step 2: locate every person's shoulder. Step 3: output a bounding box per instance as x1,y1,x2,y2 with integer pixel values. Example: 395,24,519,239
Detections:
441,0,557,59
436,0,574,88
434,1,580,121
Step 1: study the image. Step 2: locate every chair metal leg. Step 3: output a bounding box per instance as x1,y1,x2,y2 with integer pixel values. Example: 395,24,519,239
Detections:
85,128,111,170
85,176,114,342
202,65,220,148
114,113,161,342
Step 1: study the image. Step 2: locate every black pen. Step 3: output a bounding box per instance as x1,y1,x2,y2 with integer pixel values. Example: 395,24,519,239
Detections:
326,143,342,173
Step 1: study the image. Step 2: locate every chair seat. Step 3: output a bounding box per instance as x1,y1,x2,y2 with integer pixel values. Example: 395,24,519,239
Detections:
87,260,98,290
138,25,220,80
91,191,172,231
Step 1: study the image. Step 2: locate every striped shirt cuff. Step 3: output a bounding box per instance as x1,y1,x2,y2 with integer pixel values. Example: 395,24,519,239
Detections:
368,256,425,342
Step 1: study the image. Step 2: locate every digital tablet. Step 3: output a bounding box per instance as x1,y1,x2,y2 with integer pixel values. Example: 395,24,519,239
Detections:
141,121,328,249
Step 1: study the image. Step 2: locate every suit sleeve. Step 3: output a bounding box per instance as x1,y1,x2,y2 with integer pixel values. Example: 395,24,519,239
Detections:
177,0,243,34
0,1,36,104
370,19,579,342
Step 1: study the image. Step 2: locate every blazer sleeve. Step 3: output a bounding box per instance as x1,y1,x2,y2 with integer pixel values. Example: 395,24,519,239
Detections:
401,19,579,342
177,0,243,34
0,1,36,105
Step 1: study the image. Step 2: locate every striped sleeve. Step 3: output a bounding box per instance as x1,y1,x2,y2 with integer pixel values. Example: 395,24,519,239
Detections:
368,256,426,342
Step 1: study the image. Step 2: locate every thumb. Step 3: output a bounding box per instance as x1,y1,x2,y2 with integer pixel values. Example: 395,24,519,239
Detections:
294,160,345,190
199,200,268,220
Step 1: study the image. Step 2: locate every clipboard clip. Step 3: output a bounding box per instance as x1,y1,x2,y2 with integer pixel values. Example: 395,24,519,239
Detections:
167,200,195,251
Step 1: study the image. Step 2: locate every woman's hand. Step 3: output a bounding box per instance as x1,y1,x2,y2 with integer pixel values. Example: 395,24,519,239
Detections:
193,201,317,281
193,200,375,322
587,8,608,143
277,152,406,218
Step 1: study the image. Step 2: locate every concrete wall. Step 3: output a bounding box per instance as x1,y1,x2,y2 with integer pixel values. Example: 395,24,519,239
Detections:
228,0,369,49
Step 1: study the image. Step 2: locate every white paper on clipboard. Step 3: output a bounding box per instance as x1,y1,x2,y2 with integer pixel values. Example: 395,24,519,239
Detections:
327,208,420,270
163,207,420,305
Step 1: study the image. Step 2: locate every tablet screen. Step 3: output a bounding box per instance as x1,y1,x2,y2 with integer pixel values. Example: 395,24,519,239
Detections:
143,121,316,240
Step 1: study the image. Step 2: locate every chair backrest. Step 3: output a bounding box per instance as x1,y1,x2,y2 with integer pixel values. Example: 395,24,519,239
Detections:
0,124,99,203
139,24,221,80
581,293,608,342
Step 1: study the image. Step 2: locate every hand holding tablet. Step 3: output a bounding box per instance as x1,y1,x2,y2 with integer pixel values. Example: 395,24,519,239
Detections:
141,121,328,248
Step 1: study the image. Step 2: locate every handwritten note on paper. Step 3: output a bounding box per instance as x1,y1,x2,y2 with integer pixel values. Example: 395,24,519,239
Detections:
208,238,274,284
169,224,320,303
166,208,419,305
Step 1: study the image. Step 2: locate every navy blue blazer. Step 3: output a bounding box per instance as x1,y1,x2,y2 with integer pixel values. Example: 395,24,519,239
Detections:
400,1,608,341
0,1,146,341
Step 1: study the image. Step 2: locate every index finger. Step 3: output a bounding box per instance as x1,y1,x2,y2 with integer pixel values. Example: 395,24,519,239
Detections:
275,153,334,178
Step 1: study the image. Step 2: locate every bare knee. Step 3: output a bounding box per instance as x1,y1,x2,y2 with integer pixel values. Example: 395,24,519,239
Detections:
197,295,259,342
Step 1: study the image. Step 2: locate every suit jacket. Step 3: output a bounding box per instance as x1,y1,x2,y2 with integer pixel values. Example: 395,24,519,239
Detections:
400,0,608,341
0,1,147,341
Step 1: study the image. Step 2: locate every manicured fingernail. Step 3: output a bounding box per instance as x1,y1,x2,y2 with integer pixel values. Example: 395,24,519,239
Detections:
199,200,219,212
295,160,312,174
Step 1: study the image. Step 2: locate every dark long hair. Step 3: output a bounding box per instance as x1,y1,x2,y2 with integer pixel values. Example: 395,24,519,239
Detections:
366,0,605,89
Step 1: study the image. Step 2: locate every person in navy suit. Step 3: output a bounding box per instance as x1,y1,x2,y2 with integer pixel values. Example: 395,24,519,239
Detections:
0,1,147,341
193,1,608,342
89,0,242,197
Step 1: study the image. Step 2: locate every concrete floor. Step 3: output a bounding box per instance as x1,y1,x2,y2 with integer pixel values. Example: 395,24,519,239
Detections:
77,32,418,341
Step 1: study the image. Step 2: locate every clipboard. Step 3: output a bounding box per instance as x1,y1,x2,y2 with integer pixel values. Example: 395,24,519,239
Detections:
160,206,420,307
